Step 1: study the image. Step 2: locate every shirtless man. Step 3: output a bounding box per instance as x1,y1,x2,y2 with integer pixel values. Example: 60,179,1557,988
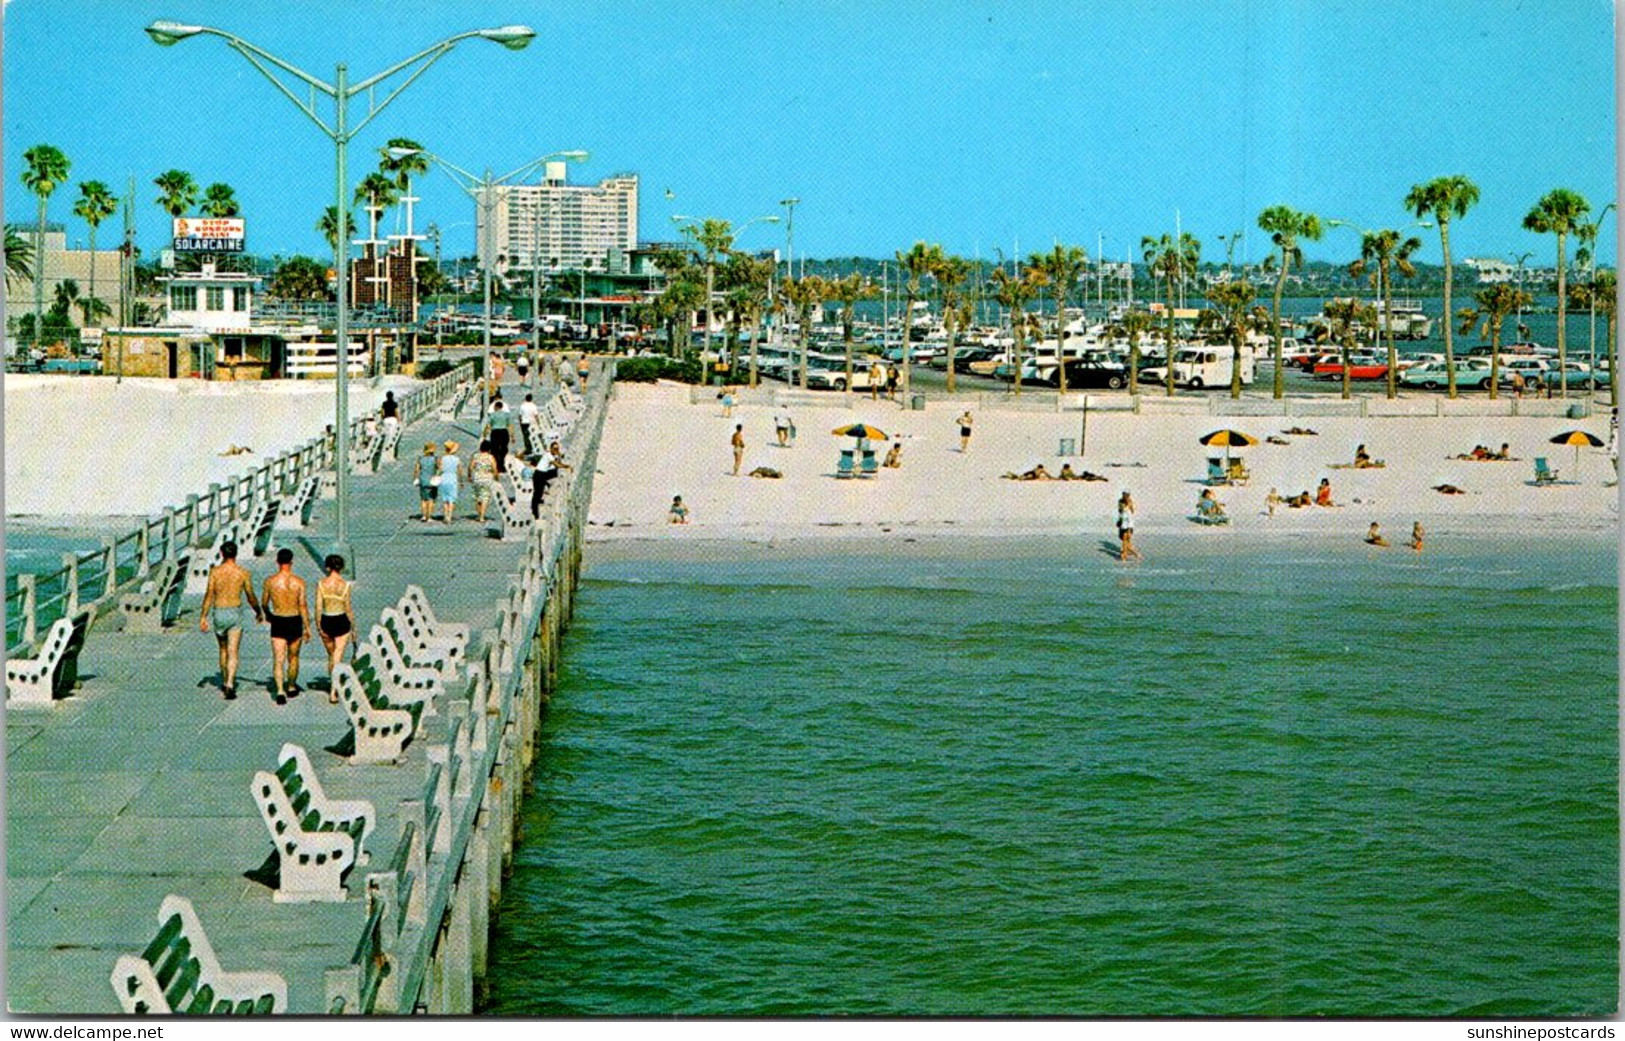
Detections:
261,548,310,704
199,540,262,700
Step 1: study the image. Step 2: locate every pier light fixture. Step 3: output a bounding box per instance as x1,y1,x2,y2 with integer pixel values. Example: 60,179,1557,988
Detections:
399,147,589,418
145,19,537,567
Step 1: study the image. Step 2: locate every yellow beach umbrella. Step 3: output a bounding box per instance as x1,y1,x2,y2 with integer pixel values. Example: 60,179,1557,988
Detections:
1198,428,1258,467
832,423,888,441
1550,429,1605,470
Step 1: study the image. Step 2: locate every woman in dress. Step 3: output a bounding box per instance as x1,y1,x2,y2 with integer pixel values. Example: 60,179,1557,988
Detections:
469,439,500,524
437,440,462,523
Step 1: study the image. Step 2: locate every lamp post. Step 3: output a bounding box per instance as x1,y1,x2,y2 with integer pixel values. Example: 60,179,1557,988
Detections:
670,213,780,368
1511,251,1534,337
779,197,801,280
146,19,535,561
387,147,587,418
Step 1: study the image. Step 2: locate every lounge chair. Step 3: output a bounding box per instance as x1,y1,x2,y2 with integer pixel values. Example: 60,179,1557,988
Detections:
836,449,856,479
859,449,879,477
1534,457,1559,484
1191,500,1231,526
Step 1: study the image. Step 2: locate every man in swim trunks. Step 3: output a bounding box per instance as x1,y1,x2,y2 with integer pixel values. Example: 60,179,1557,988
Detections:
199,540,262,700
261,547,310,704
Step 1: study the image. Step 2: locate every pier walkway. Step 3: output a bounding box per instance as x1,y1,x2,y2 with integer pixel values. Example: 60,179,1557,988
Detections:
7,364,610,1014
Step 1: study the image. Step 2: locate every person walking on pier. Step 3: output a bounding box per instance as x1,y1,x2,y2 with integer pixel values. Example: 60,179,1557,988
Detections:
516,349,532,388
470,440,500,525
485,395,513,474
437,441,463,523
316,555,356,704
380,391,399,438
199,540,262,700
414,442,438,522
261,548,310,704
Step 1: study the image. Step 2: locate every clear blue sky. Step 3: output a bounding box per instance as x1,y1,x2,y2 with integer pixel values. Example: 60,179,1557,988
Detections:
4,0,1616,266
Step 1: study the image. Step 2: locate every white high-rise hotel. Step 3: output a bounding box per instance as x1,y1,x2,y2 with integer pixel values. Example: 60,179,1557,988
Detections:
475,162,638,274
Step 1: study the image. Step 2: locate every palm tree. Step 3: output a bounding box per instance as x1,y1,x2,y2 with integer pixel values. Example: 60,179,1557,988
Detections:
1200,280,1268,398
1523,187,1592,397
781,275,829,388
1597,270,1618,408
5,225,34,291
1030,244,1089,393
72,180,117,326
1349,229,1422,398
896,242,944,401
989,266,1037,397
200,182,240,218
1457,283,1532,400
1405,175,1480,398
934,254,971,392
52,278,81,322
1108,307,1155,395
1575,206,1615,399
21,144,71,350
153,169,198,217
379,137,429,192
317,206,353,256
660,277,705,358
684,219,735,358
829,272,876,391
1256,205,1324,398
354,172,401,224
1320,297,1377,400
1141,232,1201,396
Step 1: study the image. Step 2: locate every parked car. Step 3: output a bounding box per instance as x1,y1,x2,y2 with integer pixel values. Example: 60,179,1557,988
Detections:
951,346,1002,373
1501,357,1552,387
1542,360,1611,388
1398,358,1504,391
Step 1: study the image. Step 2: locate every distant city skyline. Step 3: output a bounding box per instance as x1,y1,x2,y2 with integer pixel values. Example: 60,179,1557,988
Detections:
4,1,1615,267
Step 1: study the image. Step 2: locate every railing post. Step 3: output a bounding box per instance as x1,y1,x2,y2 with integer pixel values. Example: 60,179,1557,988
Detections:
136,524,151,578
61,554,81,617
17,574,37,646
181,496,198,546
100,537,118,600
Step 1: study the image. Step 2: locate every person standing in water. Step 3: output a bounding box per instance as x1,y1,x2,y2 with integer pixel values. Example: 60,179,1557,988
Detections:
199,540,262,700
1116,492,1143,562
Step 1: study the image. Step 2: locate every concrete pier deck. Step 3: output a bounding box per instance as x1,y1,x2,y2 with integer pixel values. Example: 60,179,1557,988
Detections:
7,367,607,1014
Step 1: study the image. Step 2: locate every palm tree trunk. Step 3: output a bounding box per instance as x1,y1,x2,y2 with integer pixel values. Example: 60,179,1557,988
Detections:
1165,277,1176,397
1341,328,1352,400
945,309,958,393
33,196,46,351
87,225,98,327
1054,291,1069,395
1230,332,1242,398
1129,333,1140,396
1609,307,1617,409
798,315,811,389
748,311,761,388
1382,260,1397,399
1271,249,1288,399
1489,313,1503,400
899,291,914,404
1555,229,1567,399
1441,219,1457,399
1012,310,1024,398
843,314,855,392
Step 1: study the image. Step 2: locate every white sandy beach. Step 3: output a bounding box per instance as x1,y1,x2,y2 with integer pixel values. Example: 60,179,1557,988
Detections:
4,374,416,520
587,382,1620,544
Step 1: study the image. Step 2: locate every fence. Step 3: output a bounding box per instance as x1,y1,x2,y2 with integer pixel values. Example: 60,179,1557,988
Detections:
4,361,475,656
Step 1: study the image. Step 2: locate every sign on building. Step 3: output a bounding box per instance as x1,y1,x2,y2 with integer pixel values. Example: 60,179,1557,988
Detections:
173,217,246,253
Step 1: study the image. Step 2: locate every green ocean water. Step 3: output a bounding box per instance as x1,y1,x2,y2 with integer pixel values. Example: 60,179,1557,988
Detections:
484,536,1618,1016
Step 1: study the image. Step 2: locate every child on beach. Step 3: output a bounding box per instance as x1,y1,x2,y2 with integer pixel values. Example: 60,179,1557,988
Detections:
1315,478,1336,507
1266,488,1282,516
669,496,689,524
1116,492,1143,562
721,388,736,418
884,441,903,468
1408,521,1425,551
1365,522,1390,547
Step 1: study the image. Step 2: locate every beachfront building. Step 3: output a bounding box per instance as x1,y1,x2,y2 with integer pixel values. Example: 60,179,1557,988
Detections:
344,198,425,373
5,224,126,341
1465,257,1516,284
476,165,638,275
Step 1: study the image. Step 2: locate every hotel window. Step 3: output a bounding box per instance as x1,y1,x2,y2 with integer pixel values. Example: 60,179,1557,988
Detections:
171,286,197,310
232,287,249,311
206,287,225,311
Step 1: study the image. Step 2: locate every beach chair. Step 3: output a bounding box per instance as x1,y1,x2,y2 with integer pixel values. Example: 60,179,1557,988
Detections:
837,449,856,478
1205,460,1229,486
1191,501,1231,526
1226,460,1251,485
111,896,286,1015
859,449,879,478
1533,457,1559,484
250,743,374,902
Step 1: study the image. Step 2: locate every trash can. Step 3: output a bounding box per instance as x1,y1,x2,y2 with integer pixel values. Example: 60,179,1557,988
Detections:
910,393,926,411
1058,438,1077,456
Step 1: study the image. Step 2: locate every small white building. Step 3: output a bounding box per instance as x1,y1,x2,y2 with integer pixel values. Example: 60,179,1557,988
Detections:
1464,257,1516,284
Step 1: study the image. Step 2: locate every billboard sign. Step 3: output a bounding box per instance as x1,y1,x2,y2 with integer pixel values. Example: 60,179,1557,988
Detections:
173,217,245,253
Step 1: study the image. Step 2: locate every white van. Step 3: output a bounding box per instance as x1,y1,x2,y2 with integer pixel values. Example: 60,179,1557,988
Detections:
1139,346,1256,389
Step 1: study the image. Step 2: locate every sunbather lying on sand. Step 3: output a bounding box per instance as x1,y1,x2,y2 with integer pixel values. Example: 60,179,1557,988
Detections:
748,466,783,479
1002,464,1053,481
1266,436,1290,446
219,444,254,456
1282,426,1319,436
1056,463,1109,482
1432,484,1466,495
1286,490,1314,508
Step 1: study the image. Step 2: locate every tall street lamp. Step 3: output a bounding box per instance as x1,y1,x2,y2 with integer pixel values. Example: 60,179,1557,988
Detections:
779,197,801,280
670,213,780,368
146,20,535,562
388,147,587,417
1511,251,1535,337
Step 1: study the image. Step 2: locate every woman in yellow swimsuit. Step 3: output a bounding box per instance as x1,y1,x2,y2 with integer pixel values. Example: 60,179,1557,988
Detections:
316,554,356,703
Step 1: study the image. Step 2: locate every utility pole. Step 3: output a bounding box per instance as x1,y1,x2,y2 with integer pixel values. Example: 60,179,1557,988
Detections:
118,176,135,383
428,222,443,354
780,197,800,281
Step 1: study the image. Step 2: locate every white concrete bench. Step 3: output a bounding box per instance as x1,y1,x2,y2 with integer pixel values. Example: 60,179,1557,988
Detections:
6,611,91,705
352,645,442,711
184,520,243,595
378,425,401,465
111,895,287,1015
333,661,424,765
251,743,374,903
399,585,472,648
369,615,456,685
241,498,280,560
382,602,467,674
118,554,190,633
274,476,321,531
436,381,473,420
492,486,533,542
